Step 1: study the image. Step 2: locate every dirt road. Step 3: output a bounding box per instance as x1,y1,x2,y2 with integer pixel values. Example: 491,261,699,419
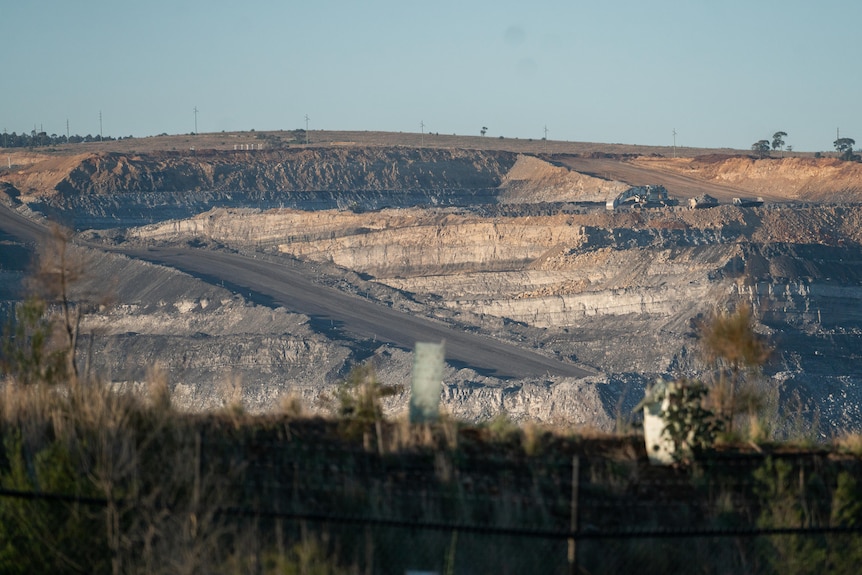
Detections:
555,156,786,202
0,204,49,244
119,246,593,380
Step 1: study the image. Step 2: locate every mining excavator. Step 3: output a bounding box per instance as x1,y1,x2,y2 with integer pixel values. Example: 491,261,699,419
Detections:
606,185,675,210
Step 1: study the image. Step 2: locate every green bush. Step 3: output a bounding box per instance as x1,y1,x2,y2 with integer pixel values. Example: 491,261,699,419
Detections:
0,432,107,574
660,379,724,461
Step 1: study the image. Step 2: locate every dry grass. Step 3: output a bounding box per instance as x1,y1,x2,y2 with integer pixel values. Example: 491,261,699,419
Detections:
835,433,862,457
277,391,304,418
0,371,243,574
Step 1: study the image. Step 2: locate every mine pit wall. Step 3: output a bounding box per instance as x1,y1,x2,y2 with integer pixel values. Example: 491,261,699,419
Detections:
46,248,354,413
731,279,862,436
31,188,506,231
277,222,587,278
440,376,625,427
736,281,862,326
449,283,723,328
48,148,519,198
86,333,353,412
21,147,521,230
384,270,594,301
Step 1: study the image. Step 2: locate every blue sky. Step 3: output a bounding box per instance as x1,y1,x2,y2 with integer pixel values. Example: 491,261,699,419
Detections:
2,0,860,151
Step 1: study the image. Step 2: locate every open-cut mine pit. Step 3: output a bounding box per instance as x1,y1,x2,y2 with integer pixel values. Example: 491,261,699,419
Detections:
2,135,862,435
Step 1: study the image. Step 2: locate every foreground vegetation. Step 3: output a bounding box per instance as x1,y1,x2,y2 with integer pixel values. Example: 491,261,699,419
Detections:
2,372,862,574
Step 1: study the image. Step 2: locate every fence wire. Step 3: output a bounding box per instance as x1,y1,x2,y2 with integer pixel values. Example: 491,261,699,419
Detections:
1,420,861,574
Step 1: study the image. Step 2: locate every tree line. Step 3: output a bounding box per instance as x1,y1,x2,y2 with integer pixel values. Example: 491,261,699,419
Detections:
1,130,119,148
750,131,789,158
751,131,858,161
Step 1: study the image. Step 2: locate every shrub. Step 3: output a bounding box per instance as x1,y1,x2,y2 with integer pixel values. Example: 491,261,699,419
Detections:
1,297,67,386
698,305,771,435
334,363,403,447
660,379,724,460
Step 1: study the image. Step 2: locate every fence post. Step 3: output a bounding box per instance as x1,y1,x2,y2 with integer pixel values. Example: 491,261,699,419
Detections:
569,455,580,574
191,430,201,538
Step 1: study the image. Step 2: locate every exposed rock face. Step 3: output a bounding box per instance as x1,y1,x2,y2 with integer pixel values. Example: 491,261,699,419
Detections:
11,148,524,229
632,155,862,201
44,248,353,412
4,145,862,435
27,147,518,196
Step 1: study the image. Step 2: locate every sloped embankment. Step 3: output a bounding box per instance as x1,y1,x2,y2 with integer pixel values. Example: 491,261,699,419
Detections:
8,147,523,228
10,147,517,197
632,155,862,201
